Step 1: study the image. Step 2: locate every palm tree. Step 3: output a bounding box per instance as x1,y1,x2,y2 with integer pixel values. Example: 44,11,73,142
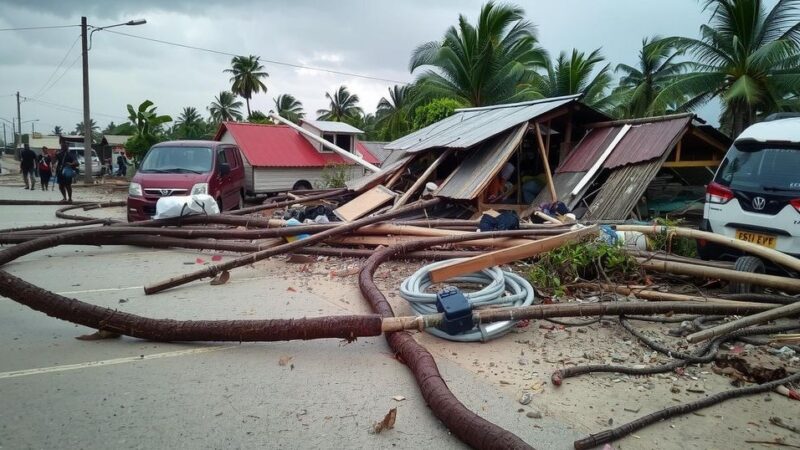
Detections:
376,85,413,140
524,48,613,109
208,91,244,122
74,119,100,141
409,2,547,107
316,86,363,121
175,107,205,139
52,126,63,135
273,94,305,123
224,55,269,118
613,37,691,118
657,0,800,135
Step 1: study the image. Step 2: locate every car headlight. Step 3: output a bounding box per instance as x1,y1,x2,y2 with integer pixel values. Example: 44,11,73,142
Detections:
128,182,142,196
190,183,208,195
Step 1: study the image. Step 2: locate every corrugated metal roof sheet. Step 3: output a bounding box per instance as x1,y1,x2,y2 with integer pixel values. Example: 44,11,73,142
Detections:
214,122,378,168
345,154,412,192
557,127,621,173
302,119,363,134
434,124,527,200
385,95,581,153
585,159,664,220
603,117,691,169
360,141,392,163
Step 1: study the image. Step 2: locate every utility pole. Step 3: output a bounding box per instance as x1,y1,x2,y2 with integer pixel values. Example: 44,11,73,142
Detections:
31,122,35,135
81,16,93,184
16,91,21,150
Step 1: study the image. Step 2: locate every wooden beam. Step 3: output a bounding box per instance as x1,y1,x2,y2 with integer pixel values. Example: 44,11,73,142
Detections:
385,156,414,189
429,225,598,283
534,122,558,203
334,185,396,221
674,139,682,162
585,113,694,128
691,128,728,152
391,148,454,210
661,159,721,168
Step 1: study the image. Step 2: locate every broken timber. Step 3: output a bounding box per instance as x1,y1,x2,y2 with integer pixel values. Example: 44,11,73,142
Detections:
428,225,598,283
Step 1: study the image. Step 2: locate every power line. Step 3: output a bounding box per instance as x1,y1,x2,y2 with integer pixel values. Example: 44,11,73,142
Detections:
32,55,81,100
30,34,81,99
24,97,128,121
104,29,408,85
0,25,79,32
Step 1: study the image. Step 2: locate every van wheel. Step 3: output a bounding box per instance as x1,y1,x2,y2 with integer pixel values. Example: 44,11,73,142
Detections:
292,180,312,190
728,256,766,294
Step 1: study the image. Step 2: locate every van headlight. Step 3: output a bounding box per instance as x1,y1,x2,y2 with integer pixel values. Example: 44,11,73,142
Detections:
128,182,142,196
190,183,208,195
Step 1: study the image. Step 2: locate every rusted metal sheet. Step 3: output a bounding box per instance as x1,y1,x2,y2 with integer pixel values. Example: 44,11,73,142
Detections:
385,95,580,153
530,172,587,209
434,124,527,200
557,127,621,173
603,117,691,169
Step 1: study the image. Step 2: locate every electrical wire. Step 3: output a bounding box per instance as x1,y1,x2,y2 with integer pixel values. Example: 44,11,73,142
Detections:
23,97,128,121
0,25,79,32
103,29,408,85
399,259,535,342
30,34,81,99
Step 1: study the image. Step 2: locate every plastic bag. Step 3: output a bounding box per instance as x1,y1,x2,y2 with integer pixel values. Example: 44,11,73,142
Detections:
153,194,219,219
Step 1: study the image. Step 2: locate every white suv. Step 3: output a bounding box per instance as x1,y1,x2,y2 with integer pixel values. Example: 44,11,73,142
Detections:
699,115,800,263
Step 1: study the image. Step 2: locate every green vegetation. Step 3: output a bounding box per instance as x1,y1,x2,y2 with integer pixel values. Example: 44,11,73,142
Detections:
124,100,172,161
650,217,698,257
208,91,244,123
225,55,269,118
318,163,351,188
411,98,463,130
316,86,363,122
274,94,305,124
528,239,639,297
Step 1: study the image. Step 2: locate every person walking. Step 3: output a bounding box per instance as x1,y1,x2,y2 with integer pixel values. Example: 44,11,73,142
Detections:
19,144,37,190
38,146,53,191
116,153,128,177
55,143,78,203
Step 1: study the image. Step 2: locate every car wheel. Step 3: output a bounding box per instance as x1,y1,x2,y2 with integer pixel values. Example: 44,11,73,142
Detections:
728,256,766,294
292,180,312,191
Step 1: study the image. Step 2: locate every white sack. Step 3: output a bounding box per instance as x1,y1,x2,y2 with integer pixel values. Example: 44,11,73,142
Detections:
154,194,219,219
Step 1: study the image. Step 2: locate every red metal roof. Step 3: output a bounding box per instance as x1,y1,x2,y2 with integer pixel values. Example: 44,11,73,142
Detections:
214,122,379,168
556,116,692,173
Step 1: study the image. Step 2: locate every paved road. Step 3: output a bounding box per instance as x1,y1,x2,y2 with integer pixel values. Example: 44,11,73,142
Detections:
0,186,581,449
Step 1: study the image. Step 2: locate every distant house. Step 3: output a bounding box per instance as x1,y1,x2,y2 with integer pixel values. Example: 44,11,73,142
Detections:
101,135,132,155
28,135,61,155
214,120,379,195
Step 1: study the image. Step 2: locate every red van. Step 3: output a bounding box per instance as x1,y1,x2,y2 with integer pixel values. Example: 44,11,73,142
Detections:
127,140,245,222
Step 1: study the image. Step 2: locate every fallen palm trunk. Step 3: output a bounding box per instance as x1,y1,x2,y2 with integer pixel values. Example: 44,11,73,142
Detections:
617,225,800,273
626,249,735,270
0,218,118,234
230,188,348,216
574,371,800,450
144,199,441,295
578,283,779,308
686,300,800,343
637,258,800,292
55,201,126,221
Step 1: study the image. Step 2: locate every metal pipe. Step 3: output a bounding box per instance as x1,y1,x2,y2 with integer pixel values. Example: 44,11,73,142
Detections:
268,111,380,173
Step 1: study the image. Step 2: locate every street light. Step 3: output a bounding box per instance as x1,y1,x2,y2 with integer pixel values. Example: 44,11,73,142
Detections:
81,17,146,184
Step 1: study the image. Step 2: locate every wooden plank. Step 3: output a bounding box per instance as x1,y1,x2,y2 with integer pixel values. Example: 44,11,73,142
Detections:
334,185,396,222
661,159,721,168
429,225,598,283
534,122,558,203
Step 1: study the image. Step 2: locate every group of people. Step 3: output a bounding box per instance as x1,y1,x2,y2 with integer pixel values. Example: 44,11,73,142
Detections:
19,143,78,203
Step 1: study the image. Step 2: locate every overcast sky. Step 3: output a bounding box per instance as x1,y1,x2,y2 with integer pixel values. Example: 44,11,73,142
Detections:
0,0,727,136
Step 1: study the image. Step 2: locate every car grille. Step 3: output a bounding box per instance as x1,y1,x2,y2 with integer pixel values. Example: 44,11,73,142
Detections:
144,188,188,197
734,191,790,215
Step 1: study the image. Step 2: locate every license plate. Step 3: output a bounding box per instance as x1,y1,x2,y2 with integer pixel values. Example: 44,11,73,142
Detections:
735,230,777,249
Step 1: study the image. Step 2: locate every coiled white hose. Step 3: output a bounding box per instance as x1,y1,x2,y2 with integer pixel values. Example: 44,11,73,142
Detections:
399,259,536,342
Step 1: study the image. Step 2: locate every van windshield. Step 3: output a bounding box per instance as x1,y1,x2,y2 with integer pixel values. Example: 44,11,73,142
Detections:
139,147,213,174
714,143,800,194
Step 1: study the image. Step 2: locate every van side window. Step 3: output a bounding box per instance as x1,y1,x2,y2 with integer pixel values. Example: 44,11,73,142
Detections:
217,148,227,169
224,147,238,169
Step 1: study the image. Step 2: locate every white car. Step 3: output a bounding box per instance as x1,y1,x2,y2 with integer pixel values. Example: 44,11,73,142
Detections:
699,115,800,284
67,148,102,176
